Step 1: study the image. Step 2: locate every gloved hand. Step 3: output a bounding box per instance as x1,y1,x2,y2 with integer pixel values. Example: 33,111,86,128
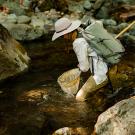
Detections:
77,64,81,71
77,64,88,72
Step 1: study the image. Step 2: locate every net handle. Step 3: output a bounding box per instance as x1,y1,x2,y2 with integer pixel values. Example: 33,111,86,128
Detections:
115,20,135,39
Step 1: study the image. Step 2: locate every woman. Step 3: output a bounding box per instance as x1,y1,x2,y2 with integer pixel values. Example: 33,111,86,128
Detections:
52,17,108,101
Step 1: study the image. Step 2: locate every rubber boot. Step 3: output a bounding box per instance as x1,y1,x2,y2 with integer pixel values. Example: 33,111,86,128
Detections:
76,76,108,101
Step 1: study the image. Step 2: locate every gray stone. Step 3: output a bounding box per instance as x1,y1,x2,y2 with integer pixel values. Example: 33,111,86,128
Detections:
17,15,31,24
102,19,117,26
122,33,135,45
95,6,110,19
30,16,45,29
6,14,17,23
2,23,44,41
93,0,105,10
0,13,7,23
83,0,92,10
68,1,85,13
129,25,135,36
23,0,31,9
117,23,128,32
105,25,118,33
5,1,25,15
95,97,135,135
35,12,48,21
52,127,90,135
44,20,54,33
0,24,30,80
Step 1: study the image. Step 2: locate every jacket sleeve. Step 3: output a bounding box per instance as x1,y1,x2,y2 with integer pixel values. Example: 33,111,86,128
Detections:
73,38,90,72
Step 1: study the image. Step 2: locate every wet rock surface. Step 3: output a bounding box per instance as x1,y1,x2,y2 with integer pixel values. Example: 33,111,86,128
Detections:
94,97,135,135
0,24,30,81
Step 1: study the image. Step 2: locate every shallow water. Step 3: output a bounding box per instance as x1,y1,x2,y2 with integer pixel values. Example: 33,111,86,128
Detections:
0,67,101,135
0,39,135,135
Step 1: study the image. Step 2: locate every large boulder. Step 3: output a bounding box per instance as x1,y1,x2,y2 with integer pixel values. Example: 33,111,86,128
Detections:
0,24,30,80
94,97,135,135
2,23,44,41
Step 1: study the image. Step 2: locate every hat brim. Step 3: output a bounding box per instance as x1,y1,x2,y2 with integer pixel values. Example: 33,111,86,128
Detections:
52,20,81,41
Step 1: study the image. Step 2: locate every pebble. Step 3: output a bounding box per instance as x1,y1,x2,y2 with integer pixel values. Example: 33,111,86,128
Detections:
0,91,3,94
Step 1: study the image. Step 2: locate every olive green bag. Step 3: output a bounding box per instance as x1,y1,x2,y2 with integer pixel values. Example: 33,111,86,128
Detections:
82,22,125,65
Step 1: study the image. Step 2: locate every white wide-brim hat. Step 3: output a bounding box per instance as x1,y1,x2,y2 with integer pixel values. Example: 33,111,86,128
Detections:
52,18,81,41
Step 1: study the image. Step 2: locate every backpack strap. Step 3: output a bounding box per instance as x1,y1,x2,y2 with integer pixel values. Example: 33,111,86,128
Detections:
91,56,94,76
107,64,114,93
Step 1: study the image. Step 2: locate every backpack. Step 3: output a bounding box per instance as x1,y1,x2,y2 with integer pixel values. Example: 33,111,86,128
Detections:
81,22,125,65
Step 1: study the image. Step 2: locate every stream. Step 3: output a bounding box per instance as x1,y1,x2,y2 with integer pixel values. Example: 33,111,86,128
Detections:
0,37,135,135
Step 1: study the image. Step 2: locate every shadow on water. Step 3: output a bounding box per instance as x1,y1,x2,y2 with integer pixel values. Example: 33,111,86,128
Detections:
0,68,100,134
0,38,135,135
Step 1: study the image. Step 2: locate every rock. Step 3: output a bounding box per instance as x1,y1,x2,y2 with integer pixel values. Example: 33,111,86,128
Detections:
94,97,135,135
52,0,68,13
68,1,85,13
23,0,31,9
102,19,117,26
49,9,61,19
95,6,110,19
35,12,48,21
93,0,105,10
117,22,128,31
44,20,54,33
83,0,92,10
52,127,90,135
104,25,118,34
5,1,26,15
0,24,30,80
0,13,7,23
108,64,134,89
17,15,31,24
37,0,55,12
129,26,135,36
0,9,63,41
30,16,45,29
6,14,17,23
2,23,44,41
122,33,135,46
112,0,135,5
69,12,82,20
30,0,67,13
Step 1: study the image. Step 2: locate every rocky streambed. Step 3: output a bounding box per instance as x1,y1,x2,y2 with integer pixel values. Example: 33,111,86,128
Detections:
0,0,135,134
0,37,135,135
